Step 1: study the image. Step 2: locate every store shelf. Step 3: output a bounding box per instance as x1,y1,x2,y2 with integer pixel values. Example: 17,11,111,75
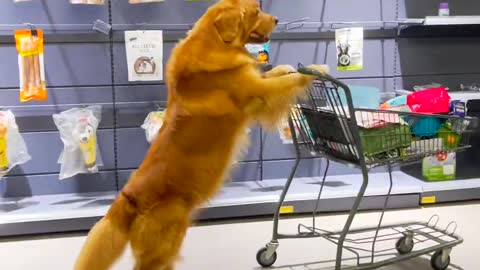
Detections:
419,178,480,204
0,171,421,237
1,169,480,237
424,16,480,26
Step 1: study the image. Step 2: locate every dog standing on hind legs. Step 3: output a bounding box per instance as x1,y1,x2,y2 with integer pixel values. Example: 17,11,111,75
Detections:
73,0,328,269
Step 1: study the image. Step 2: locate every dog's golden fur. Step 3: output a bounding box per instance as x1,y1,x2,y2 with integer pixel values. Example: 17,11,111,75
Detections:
74,0,328,269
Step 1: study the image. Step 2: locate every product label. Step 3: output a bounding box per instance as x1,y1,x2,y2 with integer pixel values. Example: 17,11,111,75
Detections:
280,205,294,214
125,30,164,82
421,196,436,204
335,27,364,71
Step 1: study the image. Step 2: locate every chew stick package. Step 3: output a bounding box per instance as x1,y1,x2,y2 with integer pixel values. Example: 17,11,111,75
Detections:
14,29,47,102
0,110,31,178
53,106,103,180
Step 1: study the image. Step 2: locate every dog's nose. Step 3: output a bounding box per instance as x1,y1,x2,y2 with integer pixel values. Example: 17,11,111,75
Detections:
274,17,279,25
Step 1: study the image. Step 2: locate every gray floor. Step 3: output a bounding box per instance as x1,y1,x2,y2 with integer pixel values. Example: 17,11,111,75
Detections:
0,201,478,270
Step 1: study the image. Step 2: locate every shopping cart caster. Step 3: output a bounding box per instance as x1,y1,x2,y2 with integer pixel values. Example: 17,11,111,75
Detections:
431,249,451,270
395,233,414,254
256,246,277,268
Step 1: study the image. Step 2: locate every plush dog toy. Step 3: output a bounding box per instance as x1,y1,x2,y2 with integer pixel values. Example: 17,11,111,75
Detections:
73,119,97,171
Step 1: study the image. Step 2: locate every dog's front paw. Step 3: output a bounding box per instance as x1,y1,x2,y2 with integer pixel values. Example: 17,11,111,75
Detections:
266,65,296,77
306,64,330,74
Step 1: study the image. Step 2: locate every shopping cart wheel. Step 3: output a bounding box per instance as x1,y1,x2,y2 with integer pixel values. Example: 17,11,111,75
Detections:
395,235,414,254
430,250,451,270
256,247,277,268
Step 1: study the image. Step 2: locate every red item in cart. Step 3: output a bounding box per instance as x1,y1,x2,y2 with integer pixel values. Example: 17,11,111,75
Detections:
407,87,451,113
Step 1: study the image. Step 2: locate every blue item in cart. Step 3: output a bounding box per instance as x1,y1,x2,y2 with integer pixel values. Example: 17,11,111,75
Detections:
339,85,381,109
404,116,445,137
451,100,466,118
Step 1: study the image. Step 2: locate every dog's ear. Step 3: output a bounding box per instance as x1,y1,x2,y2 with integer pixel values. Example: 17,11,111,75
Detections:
214,8,242,43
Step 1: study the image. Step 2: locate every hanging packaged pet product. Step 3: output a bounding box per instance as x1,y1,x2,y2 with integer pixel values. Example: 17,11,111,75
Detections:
70,0,105,4
129,0,164,3
141,109,167,143
15,28,47,102
0,110,31,178
335,27,364,71
53,106,103,180
125,30,163,82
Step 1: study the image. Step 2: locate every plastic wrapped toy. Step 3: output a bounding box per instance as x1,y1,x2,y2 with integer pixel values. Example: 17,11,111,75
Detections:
0,110,31,178
53,106,102,180
70,0,105,4
141,110,166,143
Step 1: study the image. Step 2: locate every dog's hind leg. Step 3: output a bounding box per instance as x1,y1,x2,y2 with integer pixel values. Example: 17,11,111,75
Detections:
74,193,136,270
130,202,189,270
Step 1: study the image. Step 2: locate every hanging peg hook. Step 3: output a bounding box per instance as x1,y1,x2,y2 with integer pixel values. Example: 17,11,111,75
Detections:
283,17,310,31
24,22,37,36
135,22,149,32
154,102,162,111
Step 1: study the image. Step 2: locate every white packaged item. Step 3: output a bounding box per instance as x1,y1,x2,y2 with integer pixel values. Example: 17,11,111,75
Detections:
70,0,105,4
141,110,166,143
125,30,164,81
0,110,31,179
53,106,103,180
335,27,364,71
129,0,164,3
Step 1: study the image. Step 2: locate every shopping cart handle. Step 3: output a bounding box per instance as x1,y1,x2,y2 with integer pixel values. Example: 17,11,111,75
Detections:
296,63,329,78
297,66,322,76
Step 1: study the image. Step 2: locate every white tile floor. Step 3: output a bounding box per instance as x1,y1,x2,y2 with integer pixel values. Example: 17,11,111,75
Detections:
0,201,478,270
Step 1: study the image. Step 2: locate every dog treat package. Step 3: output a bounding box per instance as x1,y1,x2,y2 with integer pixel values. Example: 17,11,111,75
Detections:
70,0,105,4
53,106,103,180
125,30,164,82
129,0,164,4
0,110,31,179
141,110,166,143
15,29,47,102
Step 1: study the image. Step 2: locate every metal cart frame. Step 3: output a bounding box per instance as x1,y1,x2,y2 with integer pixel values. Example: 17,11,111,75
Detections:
256,67,473,270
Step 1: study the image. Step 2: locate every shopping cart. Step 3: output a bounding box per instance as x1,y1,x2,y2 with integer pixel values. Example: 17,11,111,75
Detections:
256,65,477,270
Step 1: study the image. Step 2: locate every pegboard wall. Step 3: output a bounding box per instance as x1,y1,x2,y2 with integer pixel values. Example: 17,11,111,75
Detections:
1,0,480,198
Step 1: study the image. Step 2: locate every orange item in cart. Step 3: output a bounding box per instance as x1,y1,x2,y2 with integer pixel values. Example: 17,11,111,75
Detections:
14,29,47,102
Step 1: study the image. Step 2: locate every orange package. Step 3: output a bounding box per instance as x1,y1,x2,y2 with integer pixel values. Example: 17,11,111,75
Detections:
14,29,47,102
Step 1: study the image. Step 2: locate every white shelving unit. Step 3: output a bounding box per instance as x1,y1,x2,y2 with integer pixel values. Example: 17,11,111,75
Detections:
424,16,480,26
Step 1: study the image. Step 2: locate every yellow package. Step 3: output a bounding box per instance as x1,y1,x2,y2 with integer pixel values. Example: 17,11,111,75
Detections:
0,110,31,178
15,29,47,102
0,123,8,173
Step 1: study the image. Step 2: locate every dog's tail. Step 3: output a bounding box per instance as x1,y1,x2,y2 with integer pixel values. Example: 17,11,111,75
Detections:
74,192,137,270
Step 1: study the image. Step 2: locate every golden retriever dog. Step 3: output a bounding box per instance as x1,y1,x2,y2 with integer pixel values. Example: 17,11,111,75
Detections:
74,0,328,269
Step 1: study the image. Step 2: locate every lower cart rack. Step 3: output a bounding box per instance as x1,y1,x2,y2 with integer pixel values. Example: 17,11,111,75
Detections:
256,65,476,270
